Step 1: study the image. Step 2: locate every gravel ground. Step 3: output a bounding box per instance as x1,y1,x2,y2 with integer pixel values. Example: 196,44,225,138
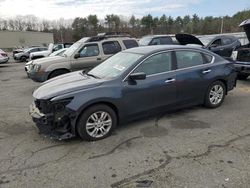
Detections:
0,61,250,188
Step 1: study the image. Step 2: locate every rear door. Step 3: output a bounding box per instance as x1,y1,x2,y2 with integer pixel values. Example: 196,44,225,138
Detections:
71,43,101,71
122,51,176,117
174,50,214,104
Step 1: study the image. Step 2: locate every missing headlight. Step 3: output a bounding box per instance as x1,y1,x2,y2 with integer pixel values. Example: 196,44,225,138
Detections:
52,97,74,112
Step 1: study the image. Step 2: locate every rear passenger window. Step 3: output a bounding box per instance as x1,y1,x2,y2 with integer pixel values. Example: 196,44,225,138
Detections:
123,40,138,49
176,51,204,69
134,52,172,75
203,53,213,63
102,41,121,55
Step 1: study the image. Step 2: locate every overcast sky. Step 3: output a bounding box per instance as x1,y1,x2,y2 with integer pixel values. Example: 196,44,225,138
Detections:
0,0,249,20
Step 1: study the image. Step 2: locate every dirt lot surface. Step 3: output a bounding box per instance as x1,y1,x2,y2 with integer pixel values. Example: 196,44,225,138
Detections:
0,61,250,188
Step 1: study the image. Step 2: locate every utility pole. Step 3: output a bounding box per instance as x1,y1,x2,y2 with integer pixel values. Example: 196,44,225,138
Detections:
220,17,224,34
60,29,64,43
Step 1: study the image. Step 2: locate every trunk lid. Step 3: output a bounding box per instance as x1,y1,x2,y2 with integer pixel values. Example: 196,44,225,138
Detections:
175,33,204,46
239,19,250,43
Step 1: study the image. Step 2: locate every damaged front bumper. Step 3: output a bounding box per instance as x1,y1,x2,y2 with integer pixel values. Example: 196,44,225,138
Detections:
29,102,75,140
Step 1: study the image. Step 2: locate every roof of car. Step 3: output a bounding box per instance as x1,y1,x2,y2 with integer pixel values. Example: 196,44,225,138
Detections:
123,45,205,55
141,35,173,38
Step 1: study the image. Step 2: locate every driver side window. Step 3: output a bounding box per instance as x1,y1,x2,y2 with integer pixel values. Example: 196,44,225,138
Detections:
134,52,172,76
78,44,99,58
211,39,222,47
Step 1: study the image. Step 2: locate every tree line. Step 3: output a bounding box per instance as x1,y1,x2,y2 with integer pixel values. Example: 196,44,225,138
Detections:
0,10,249,43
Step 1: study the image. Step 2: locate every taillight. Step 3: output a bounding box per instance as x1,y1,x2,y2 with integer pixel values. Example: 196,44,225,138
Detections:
0,53,7,57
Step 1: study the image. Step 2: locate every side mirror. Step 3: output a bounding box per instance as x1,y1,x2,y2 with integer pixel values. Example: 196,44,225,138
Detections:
74,53,80,59
129,72,146,80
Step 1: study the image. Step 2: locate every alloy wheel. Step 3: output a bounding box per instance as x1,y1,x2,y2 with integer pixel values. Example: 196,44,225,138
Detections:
86,111,112,138
209,85,224,105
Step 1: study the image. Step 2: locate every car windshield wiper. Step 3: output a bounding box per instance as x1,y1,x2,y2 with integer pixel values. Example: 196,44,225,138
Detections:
85,72,100,79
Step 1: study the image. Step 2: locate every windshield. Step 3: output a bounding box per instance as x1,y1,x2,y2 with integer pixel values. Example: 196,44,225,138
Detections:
63,38,89,57
139,37,153,46
198,36,214,46
88,52,143,79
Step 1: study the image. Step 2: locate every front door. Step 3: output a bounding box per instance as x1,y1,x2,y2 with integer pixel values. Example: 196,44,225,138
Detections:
122,52,177,117
71,43,102,71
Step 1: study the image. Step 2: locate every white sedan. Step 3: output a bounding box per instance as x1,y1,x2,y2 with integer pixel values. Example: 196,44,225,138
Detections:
0,49,9,63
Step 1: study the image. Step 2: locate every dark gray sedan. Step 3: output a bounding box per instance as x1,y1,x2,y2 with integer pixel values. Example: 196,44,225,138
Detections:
30,45,237,141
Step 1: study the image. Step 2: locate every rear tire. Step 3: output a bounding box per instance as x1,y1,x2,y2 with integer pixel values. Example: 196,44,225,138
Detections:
48,69,69,79
77,104,117,141
204,81,226,108
237,74,249,80
20,56,27,62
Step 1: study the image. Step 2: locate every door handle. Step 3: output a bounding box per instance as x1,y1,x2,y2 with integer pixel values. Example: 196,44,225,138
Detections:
97,57,102,61
202,69,211,74
165,78,175,83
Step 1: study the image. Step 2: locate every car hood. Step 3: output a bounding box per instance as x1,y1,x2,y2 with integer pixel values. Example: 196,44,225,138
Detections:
239,19,250,42
32,55,68,65
30,50,50,56
175,33,204,46
33,71,104,100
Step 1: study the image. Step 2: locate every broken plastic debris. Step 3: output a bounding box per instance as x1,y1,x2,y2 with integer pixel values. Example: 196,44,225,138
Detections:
136,180,153,187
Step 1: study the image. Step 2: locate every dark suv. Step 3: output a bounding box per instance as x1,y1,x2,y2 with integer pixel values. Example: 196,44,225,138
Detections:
176,34,241,57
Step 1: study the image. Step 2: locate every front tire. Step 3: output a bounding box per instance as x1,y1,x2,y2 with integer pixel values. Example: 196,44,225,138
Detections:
77,105,117,141
204,81,226,108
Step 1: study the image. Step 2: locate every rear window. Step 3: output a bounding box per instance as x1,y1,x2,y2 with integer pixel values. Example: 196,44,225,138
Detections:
102,41,122,55
123,40,138,49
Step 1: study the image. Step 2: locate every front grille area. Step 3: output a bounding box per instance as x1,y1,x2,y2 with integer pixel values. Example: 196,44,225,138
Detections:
34,99,53,114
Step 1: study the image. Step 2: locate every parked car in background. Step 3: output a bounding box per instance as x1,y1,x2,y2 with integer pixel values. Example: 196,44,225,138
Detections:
176,34,241,57
12,48,24,57
26,33,139,82
30,43,73,60
12,46,39,57
25,48,68,74
14,47,47,62
30,45,237,141
231,19,250,80
139,35,177,46
0,49,9,63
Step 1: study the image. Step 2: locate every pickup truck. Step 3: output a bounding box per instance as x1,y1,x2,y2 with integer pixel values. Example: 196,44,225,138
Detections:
30,43,72,60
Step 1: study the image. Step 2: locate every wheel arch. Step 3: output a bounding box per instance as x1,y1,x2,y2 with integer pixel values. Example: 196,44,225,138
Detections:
47,68,70,79
216,79,228,94
74,101,120,133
